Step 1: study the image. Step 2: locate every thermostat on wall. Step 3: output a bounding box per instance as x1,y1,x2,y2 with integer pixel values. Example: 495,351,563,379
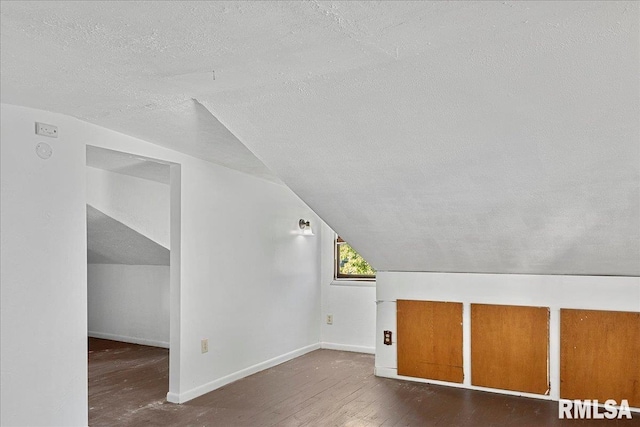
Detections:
36,142,52,159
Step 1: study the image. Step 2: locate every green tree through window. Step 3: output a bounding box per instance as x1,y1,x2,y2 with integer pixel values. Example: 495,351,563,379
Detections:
335,236,375,279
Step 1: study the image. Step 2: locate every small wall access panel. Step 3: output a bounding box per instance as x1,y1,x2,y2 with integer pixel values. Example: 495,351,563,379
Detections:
397,300,463,383
471,304,549,394
560,309,640,407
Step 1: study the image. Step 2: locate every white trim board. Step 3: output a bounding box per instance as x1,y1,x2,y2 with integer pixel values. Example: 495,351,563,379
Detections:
320,342,375,354
167,343,321,404
88,331,169,349
375,367,553,400
375,367,640,414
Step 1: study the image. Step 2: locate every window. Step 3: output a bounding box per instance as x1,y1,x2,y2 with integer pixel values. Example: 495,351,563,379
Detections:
335,236,376,280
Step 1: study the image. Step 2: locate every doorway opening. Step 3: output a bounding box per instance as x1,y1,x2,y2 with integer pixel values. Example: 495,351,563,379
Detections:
85,146,181,421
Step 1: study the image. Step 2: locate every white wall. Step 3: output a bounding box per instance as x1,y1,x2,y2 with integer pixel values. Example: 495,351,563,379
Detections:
1,103,323,425
88,264,170,348
87,116,323,403
87,166,170,348
319,221,376,354
375,271,640,404
173,158,321,402
1,105,88,426
86,166,170,248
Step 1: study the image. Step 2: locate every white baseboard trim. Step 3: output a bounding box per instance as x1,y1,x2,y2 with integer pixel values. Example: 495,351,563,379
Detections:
88,331,169,349
374,367,553,401
374,368,640,414
166,392,180,404
166,343,321,404
320,342,375,354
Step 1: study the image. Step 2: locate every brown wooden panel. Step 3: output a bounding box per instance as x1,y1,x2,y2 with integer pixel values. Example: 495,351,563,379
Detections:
471,304,549,394
397,300,463,383
560,309,640,407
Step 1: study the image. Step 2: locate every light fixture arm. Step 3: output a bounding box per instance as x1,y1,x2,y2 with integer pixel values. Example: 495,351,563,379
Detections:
299,219,311,229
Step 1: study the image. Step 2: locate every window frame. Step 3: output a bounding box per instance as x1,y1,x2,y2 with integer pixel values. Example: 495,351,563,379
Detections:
334,235,376,281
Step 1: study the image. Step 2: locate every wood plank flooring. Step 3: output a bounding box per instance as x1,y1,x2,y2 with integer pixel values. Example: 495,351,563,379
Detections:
88,338,639,426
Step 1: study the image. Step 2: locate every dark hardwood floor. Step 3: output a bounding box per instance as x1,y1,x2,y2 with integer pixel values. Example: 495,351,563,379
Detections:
88,338,639,426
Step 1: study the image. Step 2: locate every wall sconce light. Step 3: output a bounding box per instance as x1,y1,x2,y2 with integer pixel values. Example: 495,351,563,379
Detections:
299,219,314,236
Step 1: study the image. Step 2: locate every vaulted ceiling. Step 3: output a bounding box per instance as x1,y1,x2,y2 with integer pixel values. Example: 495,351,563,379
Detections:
2,1,638,275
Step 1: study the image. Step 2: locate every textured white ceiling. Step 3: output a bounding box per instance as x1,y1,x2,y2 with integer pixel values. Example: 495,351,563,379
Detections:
2,1,638,275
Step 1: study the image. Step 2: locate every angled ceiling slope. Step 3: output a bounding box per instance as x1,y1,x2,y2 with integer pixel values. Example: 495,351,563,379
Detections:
1,1,638,275
87,205,169,266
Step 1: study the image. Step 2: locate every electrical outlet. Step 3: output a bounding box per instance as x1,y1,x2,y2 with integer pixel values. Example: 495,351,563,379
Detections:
384,330,392,345
201,338,209,353
326,314,333,325
35,122,58,138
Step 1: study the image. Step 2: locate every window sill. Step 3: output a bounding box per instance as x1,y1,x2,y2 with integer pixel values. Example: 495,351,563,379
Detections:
330,279,376,287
